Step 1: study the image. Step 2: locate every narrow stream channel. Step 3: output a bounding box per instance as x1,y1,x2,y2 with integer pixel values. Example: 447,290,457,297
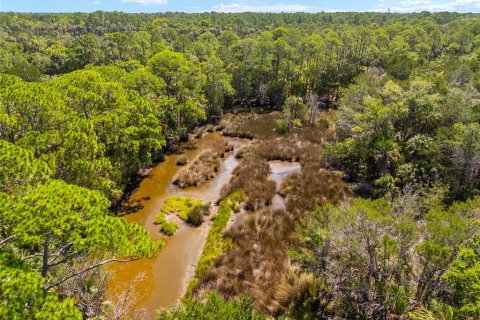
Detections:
108,132,243,319
268,161,301,210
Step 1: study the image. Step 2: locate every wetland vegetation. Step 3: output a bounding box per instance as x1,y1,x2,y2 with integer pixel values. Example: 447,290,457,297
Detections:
1,10,480,320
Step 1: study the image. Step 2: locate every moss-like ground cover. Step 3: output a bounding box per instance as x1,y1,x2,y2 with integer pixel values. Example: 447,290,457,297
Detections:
160,196,203,221
153,213,178,236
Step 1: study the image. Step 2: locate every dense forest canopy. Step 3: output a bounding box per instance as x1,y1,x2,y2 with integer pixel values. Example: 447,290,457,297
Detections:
1,10,480,320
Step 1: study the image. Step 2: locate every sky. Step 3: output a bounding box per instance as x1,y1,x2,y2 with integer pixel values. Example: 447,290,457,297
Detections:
1,0,480,13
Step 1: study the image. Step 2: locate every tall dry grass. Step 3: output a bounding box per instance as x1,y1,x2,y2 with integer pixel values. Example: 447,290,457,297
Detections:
191,110,349,316
173,140,229,188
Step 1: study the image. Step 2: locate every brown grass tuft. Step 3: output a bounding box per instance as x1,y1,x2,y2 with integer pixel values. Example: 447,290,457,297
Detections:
176,154,188,166
191,109,349,316
173,140,228,188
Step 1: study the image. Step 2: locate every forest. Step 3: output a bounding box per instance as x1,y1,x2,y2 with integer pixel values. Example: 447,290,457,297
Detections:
1,10,480,320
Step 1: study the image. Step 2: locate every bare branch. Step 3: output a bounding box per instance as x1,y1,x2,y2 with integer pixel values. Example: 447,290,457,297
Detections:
0,235,14,246
45,257,137,290
23,253,45,260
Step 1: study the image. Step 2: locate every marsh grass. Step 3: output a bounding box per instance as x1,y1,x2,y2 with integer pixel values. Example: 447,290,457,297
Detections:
221,151,276,210
280,166,350,216
220,112,279,140
173,140,229,188
170,140,197,155
192,208,298,315
190,110,349,315
187,191,245,295
175,154,188,166
160,196,202,220
153,213,178,236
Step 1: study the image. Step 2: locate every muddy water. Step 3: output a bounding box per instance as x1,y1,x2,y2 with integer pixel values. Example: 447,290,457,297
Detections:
108,133,242,319
268,161,301,210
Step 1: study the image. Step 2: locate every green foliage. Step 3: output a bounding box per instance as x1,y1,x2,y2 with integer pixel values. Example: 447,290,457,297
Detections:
0,140,51,194
327,69,480,199
187,205,207,226
158,292,265,320
2,11,480,319
443,234,480,318
275,119,289,134
186,191,245,295
154,213,178,236
6,179,161,258
161,196,203,221
291,194,480,318
0,266,82,319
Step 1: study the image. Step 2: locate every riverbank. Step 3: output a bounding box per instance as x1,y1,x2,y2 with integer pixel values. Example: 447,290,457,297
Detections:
107,131,245,319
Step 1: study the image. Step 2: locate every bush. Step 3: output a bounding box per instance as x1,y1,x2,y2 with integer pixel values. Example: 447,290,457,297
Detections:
153,213,178,236
176,154,188,166
275,119,289,134
292,118,302,127
161,196,203,221
187,204,210,226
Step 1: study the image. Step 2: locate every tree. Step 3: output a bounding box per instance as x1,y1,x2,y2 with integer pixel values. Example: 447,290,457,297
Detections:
147,49,205,101
0,140,51,195
291,193,479,319
157,292,265,320
2,179,162,289
443,234,480,318
201,56,234,119
66,34,103,71
439,123,480,200
0,266,81,320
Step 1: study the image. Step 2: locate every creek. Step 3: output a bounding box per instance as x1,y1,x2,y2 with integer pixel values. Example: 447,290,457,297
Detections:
108,132,242,319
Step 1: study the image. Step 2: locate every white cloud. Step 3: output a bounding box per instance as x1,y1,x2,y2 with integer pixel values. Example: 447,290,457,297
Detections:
93,1,101,5
212,2,315,13
374,0,480,12
121,0,168,5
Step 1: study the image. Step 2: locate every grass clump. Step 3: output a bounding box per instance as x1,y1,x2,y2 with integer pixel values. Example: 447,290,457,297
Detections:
171,140,197,155
187,203,210,226
220,112,279,140
160,196,210,226
161,196,202,221
186,190,245,295
176,154,188,166
173,140,228,188
153,213,178,236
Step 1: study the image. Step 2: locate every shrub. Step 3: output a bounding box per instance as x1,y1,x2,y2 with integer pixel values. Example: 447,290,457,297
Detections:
187,203,210,226
176,154,188,166
292,118,302,127
275,119,289,134
154,213,178,236
161,196,202,221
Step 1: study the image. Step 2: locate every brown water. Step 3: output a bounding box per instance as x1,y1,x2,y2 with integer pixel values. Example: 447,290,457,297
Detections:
268,161,301,210
108,132,242,319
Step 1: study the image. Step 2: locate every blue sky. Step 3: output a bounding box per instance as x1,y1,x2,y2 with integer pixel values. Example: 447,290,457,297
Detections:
1,0,480,13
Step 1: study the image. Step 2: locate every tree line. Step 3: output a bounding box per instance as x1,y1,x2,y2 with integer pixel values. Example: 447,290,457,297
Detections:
1,11,480,319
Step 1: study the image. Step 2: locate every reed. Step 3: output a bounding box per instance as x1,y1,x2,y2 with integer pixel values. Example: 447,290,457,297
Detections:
173,140,228,188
